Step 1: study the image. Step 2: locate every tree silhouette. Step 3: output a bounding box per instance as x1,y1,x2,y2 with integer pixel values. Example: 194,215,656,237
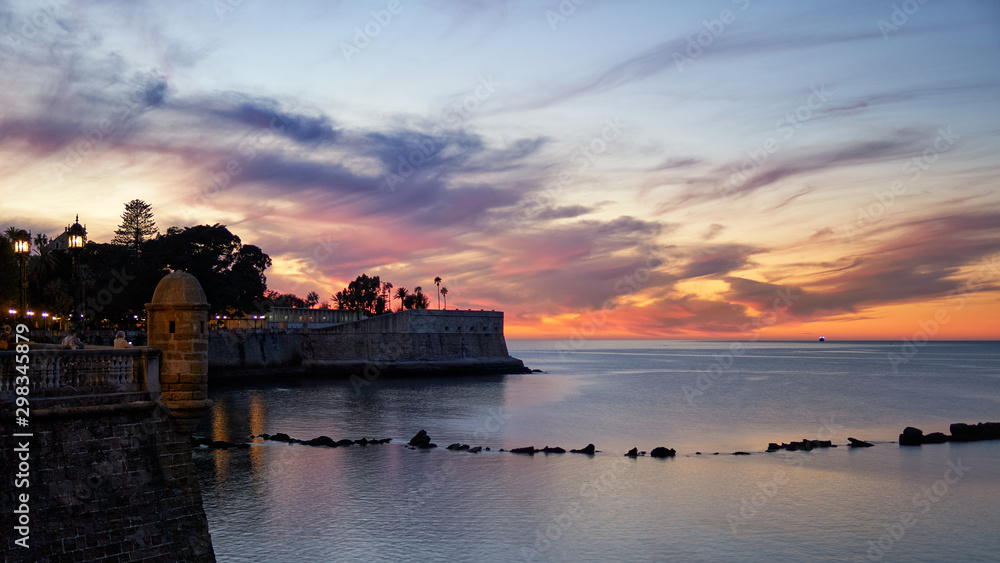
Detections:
334,274,387,316
395,287,408,311
112,199,158,254
434,276,442,309
440,287,448,310
306,291,320,308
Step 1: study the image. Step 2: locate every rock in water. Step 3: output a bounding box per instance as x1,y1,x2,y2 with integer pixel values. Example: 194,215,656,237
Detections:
510,446,537,454
847,437,874,447
542,446,566,454
408,430,434,448
923,432,949,444
624,447,640,457
950,422,1000,442
467,446,482,453
899,427,924,446
649,447,676,458
570,444,596,455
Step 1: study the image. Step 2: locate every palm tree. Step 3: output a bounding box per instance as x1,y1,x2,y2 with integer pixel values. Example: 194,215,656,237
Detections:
440,287,448,310
395,287,408,311
434,276,442,309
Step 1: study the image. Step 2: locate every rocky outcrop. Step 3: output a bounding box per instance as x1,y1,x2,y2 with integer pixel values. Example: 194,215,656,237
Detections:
899,427,924,446
253,433,392,447
847,437,874,447
767,439,834,452
950,422,1000,442
649,447,676,458
408,429,437,449
898,422,1000,445
570,444,596,454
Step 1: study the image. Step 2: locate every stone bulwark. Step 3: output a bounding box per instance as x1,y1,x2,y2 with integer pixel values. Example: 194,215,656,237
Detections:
1,271,216,561
208,309,530,380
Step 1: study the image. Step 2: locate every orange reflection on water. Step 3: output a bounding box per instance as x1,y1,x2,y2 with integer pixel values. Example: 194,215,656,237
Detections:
212,401,231,478
248,392,267,474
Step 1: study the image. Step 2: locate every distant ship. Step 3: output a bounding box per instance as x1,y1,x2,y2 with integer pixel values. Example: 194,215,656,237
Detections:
818,336,826,342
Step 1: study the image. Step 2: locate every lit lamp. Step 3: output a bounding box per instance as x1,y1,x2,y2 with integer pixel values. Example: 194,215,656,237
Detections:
65,215,87,331
12,229,31,327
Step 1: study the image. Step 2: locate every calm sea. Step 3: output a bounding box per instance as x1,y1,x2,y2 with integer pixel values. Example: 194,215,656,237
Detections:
194,340,1000,562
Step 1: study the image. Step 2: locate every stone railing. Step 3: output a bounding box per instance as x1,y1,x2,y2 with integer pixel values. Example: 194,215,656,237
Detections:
0,348,161,399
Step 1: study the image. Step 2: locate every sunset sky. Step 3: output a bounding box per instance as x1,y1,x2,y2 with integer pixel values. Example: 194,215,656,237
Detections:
2,1,998,339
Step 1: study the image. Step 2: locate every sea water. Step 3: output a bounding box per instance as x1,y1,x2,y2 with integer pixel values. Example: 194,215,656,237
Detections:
194,340,1000,562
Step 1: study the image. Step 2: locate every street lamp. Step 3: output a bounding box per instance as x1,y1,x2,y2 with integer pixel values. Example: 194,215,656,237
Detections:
12,229,31,326
65,216,87,331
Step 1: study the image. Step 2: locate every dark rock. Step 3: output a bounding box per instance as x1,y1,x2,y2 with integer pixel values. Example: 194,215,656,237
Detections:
235,442,251,449
303,436,337,447
542,446,566,454
484,447,491,451
950,422,1000,442
570,444,596,455
257,433,271,440
271,433,293,443
335,439,355,447
210,441,231,449
847,437,874,447
467,446,482,453
899,427,924,446
510,446,537,454
624,447,641,457
355,438,369,446
531,369,543,373
769,439,836,452
446,443,462,450
458,444,471,451
695,452,702,455
408,430,433,448
923,432,949,444
649,447,676,458
733,451,751,456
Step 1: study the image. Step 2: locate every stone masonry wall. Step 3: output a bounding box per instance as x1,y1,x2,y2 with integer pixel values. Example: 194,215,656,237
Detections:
1,393,215,562
207,330,301,370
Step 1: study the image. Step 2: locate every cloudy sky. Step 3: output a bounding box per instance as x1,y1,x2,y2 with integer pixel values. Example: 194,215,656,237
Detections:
2,0,999,339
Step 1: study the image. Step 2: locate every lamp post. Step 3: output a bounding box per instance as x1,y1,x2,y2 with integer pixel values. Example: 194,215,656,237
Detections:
66,216,87,331
12,229,31,327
